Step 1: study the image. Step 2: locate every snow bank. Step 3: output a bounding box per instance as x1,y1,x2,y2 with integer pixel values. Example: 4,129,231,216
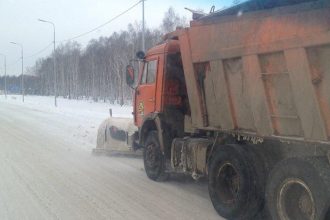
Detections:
0,95,133,151
0,95,133,119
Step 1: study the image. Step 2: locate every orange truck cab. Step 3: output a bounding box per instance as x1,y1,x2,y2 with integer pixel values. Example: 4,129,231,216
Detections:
128,38,188,158
133,39,186,127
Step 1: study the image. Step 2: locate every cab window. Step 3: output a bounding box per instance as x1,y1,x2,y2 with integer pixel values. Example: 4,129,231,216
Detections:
141,60,157,84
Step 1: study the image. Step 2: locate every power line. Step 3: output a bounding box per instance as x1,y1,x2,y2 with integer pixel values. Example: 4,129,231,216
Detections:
6,43,53,71
7,57,21,68
25,42,53,59
8,0,143,71
59,0,142,43
7,42,52,65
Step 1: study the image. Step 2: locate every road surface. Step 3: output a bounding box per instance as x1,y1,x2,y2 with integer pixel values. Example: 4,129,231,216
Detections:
0,101,222,220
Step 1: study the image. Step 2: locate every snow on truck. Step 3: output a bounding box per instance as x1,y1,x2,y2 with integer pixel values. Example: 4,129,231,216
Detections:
95,0,330,219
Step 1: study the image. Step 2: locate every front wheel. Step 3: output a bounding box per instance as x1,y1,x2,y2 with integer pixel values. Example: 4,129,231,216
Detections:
266,157,330,220
143,131,168,181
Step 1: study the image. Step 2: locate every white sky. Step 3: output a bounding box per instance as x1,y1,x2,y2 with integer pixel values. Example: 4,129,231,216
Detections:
0,0,234,76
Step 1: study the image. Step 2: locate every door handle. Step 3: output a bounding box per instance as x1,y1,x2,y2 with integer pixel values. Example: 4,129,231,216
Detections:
148,98,155,102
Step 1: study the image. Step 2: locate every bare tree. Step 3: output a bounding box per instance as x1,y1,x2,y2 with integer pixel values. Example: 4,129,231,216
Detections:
161,7,187,33
25,7,184,104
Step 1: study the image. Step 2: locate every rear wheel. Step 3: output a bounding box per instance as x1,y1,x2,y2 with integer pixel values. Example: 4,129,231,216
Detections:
266,157,330,220
208,145,265,220
143,131,168,181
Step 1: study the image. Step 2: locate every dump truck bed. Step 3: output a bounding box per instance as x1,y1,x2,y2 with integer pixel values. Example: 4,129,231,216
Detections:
179,0,330,142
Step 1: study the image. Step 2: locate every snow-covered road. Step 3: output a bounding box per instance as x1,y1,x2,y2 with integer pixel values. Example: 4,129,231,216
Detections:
0,97,222,220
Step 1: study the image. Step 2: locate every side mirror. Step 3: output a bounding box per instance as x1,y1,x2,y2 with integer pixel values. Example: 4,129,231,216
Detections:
136,51,145,60
126,65,135,87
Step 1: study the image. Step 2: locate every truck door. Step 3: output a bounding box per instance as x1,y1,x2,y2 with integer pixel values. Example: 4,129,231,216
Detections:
135,58,158,126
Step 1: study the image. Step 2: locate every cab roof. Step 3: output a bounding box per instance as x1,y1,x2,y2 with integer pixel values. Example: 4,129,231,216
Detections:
146,40,180,57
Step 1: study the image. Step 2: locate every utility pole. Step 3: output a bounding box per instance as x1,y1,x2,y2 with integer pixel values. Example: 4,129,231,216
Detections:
38,19,57,107
142,0,145,52
10,42,24,102
0,54,6,99
21,48,23,102
3,55,6,99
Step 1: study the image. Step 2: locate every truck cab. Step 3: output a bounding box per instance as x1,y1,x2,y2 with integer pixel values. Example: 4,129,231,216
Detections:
127,38,188,156
133,39,186,126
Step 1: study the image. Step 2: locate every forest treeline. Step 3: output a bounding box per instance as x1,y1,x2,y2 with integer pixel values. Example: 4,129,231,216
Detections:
0,7,186,104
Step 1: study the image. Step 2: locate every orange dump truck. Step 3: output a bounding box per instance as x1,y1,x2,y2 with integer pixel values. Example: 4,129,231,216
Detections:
98,0,330,219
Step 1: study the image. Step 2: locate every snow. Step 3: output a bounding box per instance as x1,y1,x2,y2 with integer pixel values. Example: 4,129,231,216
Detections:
0,99,223,220
0,95,133,151
0,95,133,119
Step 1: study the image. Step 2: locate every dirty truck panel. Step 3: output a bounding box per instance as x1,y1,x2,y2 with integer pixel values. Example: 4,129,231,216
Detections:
179,1,330,141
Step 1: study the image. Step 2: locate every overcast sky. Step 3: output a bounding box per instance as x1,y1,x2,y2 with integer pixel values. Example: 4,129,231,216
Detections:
0,0,235,76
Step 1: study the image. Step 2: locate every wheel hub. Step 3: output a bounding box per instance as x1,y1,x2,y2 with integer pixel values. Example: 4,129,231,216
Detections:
215,162,240,205
278,178,315,220
146,144,156,166
299,193,313,217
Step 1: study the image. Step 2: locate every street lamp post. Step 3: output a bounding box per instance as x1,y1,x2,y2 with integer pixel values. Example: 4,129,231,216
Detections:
0,54,7,99
142,0,145,52
10,42,24,102
38,19,57,107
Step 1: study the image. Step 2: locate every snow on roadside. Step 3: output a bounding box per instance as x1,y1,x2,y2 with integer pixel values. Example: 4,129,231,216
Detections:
0,95,133,119
0,95,133,151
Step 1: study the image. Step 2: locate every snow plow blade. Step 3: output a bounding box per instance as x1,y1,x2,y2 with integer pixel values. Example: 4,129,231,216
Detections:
93,117,141,157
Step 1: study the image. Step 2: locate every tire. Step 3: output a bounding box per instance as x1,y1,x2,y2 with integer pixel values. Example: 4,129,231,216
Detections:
266,157,330,220
143,131,168,181
208,145,265,220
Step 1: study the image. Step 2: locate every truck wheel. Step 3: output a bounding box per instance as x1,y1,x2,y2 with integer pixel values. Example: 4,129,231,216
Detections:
143,131,168,181
208,145,264,220
266,157,330,220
